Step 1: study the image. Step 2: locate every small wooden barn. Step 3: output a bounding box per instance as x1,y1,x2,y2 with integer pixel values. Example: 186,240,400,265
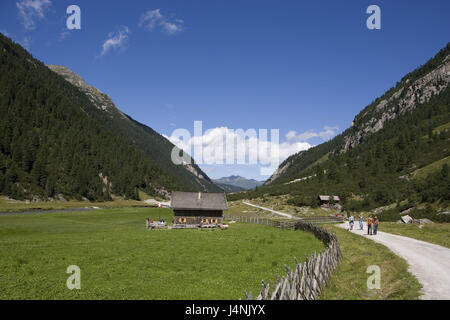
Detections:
171,191,228,228
318,195,340,207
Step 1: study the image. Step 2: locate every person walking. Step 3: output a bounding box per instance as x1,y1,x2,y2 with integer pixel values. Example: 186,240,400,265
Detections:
373,216,379,235
367,215,373,235
349,214,354,230
359,214,364,230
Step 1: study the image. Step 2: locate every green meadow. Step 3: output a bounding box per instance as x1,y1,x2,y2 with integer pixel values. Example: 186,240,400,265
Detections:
319,225,421,300
0,208,324,299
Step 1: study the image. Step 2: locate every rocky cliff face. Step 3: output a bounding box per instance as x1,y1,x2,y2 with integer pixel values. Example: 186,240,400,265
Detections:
266,45,450,185
343,54,450,152
265,157,296,185
48,65,127,118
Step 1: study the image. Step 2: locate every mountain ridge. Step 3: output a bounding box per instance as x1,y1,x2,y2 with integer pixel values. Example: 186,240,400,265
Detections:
0,32,221,202
213,175,264,191
46,64,221,195
266,43,450,185
229,43,450,220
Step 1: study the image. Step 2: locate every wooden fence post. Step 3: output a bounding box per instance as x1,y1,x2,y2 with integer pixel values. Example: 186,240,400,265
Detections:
243,218,342,300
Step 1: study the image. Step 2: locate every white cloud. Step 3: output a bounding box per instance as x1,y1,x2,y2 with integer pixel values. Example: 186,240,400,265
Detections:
161,21,183,35
16,0,52,31
139,9,184,35
285,130,297,140
164,126,312,170
59,29,70,41
139,9,163,30
21,36,32,49
100,26,130,56
285,126,339,141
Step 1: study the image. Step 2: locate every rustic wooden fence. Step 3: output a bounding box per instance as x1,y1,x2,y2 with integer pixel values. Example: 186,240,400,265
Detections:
226,215,296,228
226,216,342,300
298,215,344,224
225,215,344,225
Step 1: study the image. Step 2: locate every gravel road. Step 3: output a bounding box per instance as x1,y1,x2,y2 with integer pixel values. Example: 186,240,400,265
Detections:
338,222,450,300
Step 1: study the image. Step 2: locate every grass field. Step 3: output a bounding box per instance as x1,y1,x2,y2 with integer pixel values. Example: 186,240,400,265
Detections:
0,196,150,213
228,198,339,218
412,156,450,179
0,207,324,299
378,222,450,248
226,201,271,217
228,199,428,300
433,121,450,134
319,225,422,300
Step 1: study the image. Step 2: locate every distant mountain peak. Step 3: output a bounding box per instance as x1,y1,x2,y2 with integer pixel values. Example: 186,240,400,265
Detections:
213,175,264,191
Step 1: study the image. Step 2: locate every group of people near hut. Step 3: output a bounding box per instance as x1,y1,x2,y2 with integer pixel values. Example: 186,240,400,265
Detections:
348,214,379,235
145,217,166,230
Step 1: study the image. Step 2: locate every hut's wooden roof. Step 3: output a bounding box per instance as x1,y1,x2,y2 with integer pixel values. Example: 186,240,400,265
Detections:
318,195,340,201
171,191,228,211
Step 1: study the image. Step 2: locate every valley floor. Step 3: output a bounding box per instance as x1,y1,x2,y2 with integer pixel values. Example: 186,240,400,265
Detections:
232,201,422,299
0,207,324,299
336,222,450,299
319,224,422,300
0,196,151,213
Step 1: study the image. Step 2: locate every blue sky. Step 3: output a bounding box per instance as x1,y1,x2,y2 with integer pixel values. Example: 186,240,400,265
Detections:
1,0,449,180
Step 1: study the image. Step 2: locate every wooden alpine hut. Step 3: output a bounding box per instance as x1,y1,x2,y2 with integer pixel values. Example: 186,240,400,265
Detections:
318,195,341,207
171,191,228,228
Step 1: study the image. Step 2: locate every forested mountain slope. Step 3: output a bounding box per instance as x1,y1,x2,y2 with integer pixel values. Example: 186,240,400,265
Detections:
47,65,220,194
0,33,220,201
267,43,450,185
231,43,450,218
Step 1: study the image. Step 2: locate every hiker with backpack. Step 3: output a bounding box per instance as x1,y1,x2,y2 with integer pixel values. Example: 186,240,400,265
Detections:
373,216,379,235
349,214,355,230
367,215,373,235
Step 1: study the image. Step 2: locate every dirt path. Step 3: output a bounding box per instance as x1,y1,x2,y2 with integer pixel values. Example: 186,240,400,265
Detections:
241,201,450,299
338,222,450,300
242,201,294,219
